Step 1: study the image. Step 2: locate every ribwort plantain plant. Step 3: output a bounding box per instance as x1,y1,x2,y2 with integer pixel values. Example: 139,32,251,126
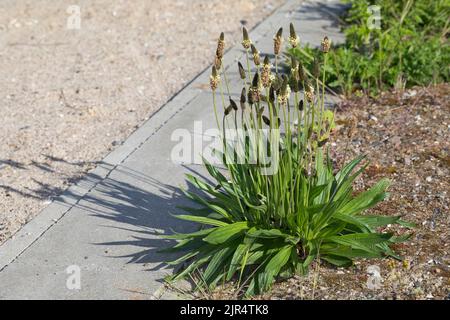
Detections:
163,24,413,297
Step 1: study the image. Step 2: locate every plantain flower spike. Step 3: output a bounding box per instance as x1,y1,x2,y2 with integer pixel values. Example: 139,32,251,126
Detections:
262,115,271,126
248,73,261,104
261,56,272,88
305,82,315,102
216,32,225,59
277,76,291,105
210,66,220,91
214,55,222,70
251,44,260,66
242,27,252,50
321,36,331,53
273,27,283,55
289,23,299,48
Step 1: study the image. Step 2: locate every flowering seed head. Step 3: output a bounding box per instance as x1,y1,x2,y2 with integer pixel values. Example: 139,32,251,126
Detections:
277,76,290,105
252,72,260,88
210,66,220,91
305,83,315,102
261,59,272,88
321,36,331,53
261,71,270,88
248,86,260,105
273,27,283,55
289,23,299,48
289,36,300,48
262,115,270,126
251,44,260,66
216,32,225,60
289,23,297,39
276,27,283,38
242,27,252,50
214,55,222,70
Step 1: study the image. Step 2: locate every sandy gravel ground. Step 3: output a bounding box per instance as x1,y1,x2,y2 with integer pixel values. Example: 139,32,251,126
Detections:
0,0,284,243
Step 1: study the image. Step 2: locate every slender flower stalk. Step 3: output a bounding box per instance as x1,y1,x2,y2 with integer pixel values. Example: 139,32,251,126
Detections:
242,27,253,87
210,66,221,130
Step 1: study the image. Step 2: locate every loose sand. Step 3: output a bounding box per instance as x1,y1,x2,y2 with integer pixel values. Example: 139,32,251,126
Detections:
0,0,284,243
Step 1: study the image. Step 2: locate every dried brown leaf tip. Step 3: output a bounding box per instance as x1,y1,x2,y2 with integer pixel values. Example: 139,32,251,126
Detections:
274,27,283,55
210,66,220,91
251,44,260,66
242,27,252,50
321,36,331,53
289,23,299,48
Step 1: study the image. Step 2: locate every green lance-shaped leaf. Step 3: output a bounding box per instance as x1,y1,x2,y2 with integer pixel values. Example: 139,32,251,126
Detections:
203,221,249,245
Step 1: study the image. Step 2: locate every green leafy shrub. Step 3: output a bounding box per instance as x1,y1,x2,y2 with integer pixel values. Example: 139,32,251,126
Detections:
290,0,450,96
163,25,413,297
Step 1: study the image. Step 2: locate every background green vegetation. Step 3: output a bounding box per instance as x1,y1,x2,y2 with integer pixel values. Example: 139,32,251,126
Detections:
291,0,450,96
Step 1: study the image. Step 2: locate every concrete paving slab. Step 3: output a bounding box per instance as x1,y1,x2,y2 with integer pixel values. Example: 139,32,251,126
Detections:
0,0,345,299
